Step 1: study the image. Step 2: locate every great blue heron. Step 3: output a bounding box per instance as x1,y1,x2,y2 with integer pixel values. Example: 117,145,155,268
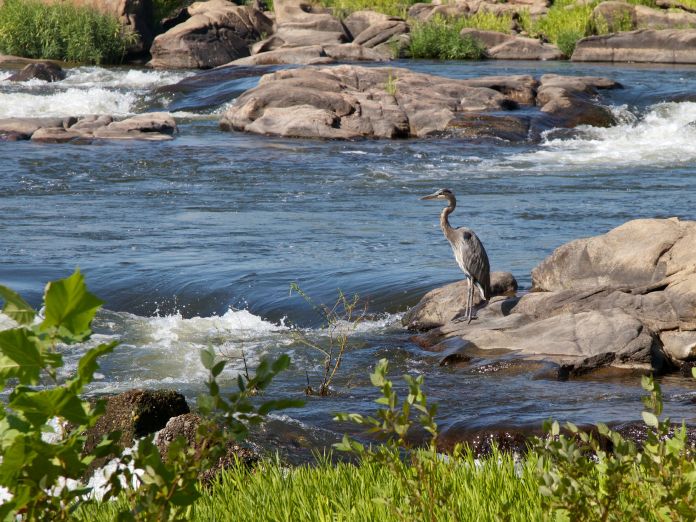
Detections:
421,188,490,323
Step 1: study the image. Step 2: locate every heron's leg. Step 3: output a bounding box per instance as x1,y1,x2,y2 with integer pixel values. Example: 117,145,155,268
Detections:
466,278,474,324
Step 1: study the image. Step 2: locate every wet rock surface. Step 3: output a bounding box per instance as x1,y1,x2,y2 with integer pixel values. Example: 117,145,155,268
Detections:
5,62,66,82
0,113,177,143
84,389,190,472
220,65,620,140
155,413,259,481
408,218,696,376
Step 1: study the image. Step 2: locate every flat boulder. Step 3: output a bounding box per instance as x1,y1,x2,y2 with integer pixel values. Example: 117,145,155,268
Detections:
572,29,696,63
402,272,518,331
408,218,696,375
6,62,66,82
2,113,177,143
589,2,696,33
149,1,272,69
220,65,620,140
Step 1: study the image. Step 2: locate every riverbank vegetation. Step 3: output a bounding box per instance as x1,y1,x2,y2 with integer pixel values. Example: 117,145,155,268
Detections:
0,0,133,64
1,274,695,520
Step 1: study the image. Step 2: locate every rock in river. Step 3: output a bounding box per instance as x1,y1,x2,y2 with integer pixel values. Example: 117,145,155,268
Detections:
408,218,696,376
220,65,620,140
0,113,177,143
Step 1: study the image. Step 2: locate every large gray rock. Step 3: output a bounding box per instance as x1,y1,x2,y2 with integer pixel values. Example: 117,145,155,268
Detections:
220,65,619,141
572,29,696,63
402,272,518,331
149,1,272,69
408,218,696,375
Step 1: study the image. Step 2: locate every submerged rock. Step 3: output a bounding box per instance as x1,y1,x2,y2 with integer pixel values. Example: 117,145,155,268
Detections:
220,65,620,141
0,113,178,143
6,62,66,82
408,218,696,376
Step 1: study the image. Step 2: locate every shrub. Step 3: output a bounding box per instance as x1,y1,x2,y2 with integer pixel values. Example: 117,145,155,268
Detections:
409,17,486,60
521,0,597,57
0,0,134,64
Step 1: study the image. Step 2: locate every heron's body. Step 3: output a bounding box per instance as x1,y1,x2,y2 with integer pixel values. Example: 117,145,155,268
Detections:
423,189,491,322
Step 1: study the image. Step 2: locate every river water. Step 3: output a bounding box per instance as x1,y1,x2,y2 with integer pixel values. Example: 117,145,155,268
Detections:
1,60,696,453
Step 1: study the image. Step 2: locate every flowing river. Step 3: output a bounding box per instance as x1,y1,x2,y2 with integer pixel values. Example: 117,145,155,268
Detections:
2,60,696,456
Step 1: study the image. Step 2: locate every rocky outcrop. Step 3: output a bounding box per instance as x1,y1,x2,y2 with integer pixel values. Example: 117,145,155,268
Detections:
5,62,66,82
461,30,564,59
402,272,518,331
409,0,550,20
572,29,696,63
408,218,696,376
589,1,696,33
84,389,189,472
239,0,407,64
155,413,259,481
0,113,177,143
149,0,272,69
220,65,619,140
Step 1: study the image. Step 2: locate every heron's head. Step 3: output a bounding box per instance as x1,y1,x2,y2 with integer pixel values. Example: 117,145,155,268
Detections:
420,188,454,201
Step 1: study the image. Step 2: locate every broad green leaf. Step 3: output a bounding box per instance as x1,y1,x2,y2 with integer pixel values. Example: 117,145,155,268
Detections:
200,346,215,370
0,328,44,385
0,285,35,325
642,411,659,428
40,269,103,340
10,388,89,426
692,367,696,379
271,354,290,373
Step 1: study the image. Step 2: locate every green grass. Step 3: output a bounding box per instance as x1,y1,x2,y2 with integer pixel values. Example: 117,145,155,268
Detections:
455,11,516,34
0,0,133,64
409,17,486,60
319,0,422,18
75,452,544,522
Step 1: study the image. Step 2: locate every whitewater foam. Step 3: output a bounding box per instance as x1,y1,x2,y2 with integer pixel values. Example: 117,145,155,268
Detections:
513,101,696,169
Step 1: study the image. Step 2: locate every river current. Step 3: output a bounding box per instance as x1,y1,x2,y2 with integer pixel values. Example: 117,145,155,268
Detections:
1,60,696,453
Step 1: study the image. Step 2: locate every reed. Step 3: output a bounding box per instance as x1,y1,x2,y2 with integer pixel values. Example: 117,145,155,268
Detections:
0,0,133,64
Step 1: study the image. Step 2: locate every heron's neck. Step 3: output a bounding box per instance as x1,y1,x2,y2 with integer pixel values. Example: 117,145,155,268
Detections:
440,197,456,235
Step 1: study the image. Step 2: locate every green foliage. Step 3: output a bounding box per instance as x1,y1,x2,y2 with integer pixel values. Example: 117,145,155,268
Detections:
534,374,696,521
455,11,515,34
319,0,421,18
0,0,134,64
289,283,366,396
0,270,118,520
522,0,597,57
409,17,486,60
385,71,398,96
0,272,301,521
333,358,448,521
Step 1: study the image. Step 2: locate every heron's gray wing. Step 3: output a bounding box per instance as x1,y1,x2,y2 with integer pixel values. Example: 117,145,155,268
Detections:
450,227,491,298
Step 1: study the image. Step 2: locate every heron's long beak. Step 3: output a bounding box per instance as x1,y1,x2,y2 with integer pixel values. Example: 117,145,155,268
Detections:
420,192,439,200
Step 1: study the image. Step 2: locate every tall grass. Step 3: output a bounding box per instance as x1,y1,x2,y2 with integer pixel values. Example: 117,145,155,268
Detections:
519,0,598,57
455,11,516,34
75,452,544,522
319,0,421,18
409,17,486,60
0,0,133,64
